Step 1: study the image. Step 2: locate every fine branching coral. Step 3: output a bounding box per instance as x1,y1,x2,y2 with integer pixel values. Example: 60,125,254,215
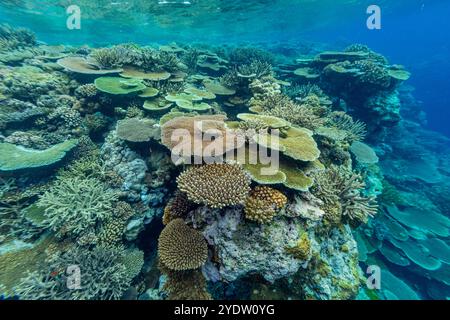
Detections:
14,246,141,300
177,163,251,209
37,177,119,238
158,218,208,271
310,166,378,224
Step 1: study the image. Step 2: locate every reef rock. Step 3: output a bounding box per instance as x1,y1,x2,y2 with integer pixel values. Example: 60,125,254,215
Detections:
202,206,303,283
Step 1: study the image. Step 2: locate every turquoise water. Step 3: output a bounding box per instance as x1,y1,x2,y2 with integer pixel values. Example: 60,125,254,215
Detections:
0,0,449,300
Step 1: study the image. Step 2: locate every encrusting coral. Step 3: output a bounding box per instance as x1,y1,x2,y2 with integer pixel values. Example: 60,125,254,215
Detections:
177,163,251,209
158,218,208,271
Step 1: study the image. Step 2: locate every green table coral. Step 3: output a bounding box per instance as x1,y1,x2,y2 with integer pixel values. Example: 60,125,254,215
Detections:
94,76,146,95
0,140,78,173
254,126,320,162
234,146,319,191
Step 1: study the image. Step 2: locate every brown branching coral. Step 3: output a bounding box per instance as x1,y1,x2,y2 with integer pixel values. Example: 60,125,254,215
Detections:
177,163,251,209
310,166,378,224
158,260,211,300
162,191,196,225
244,186,287,223
158,218,208,271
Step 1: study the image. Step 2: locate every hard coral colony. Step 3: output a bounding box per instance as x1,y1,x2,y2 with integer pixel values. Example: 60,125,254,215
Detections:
0,11,447,303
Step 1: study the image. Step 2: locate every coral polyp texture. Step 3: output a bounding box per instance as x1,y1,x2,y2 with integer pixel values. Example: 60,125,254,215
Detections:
244,186,287,223
176,163,251,209
158,218,208,271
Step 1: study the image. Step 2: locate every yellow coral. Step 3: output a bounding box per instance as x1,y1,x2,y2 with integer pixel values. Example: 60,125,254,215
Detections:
158,218,208,271
286,233,312,260
244,186,287,223
250,186,287,211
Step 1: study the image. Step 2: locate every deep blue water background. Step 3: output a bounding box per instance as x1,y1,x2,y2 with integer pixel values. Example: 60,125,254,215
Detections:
308,0,450,138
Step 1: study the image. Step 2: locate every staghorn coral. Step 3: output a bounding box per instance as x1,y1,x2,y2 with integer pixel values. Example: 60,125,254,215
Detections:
327,111,367,142
158,218,208,271
177,163,251,209
310,166,378,224
14,245,140,300
162,191,196,225
37,176,119,238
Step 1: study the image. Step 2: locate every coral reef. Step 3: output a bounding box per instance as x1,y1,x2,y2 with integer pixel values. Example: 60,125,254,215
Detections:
2,24,425,301
177,163,251,209
14,245,142,300
37,177,119,238
310,166,378,224
158,218,208,271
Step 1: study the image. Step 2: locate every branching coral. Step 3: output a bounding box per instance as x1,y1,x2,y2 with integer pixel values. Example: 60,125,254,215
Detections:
310,166,378,224
37,177,119,238
0,24,36,52
177,163,251,209
158,218,208,271
328,112,367,142
14,246,141,300
162,191,196,225
353,60,391,88
283,83,325,99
